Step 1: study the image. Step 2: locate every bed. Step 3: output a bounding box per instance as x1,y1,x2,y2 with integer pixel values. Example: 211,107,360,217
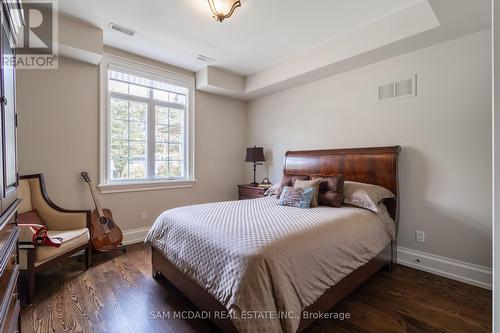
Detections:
146,146,400,333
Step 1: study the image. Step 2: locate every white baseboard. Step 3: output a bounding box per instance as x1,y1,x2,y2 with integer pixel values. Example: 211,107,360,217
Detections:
120,228,493,290
397,246,492,290
122,226,151,245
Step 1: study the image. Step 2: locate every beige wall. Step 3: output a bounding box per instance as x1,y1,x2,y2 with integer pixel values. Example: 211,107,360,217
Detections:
246,30,492,268
16,55,247,232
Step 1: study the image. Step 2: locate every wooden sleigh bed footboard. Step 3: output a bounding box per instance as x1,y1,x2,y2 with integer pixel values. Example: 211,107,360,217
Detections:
151,242,393,333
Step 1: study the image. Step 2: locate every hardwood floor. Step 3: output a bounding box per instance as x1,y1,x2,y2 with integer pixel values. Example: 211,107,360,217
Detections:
21,243,491,333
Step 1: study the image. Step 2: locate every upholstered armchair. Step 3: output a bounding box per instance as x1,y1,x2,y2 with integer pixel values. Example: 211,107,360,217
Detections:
18,174,91,304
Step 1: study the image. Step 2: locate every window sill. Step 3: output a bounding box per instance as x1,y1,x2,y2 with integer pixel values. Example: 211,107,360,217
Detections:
98,179,197,194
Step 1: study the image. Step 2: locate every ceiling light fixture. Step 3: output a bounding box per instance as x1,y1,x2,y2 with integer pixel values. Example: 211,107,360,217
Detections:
207,0,241,22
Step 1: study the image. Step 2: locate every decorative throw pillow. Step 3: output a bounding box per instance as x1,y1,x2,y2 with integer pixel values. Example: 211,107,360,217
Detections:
18,209,44,247
277,186,315,208
293,179,321,207
18,209,43,225
276,174,309,197
312,175,344,207
343,181,395,212
18,210,63,248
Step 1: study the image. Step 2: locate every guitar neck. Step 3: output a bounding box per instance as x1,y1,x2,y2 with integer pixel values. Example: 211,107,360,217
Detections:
87,181,105,217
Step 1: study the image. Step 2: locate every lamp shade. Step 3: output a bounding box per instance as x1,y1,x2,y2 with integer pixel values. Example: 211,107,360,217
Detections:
245,146,265,162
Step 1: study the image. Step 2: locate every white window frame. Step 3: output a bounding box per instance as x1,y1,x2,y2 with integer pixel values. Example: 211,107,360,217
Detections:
98,54,196,194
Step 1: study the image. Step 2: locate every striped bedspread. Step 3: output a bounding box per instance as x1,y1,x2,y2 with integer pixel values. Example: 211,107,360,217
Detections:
145,196,395,333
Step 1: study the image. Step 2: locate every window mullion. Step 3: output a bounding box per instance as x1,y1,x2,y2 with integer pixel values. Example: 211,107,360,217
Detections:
127,101,131,179
147,89,156,179
110,91,150,104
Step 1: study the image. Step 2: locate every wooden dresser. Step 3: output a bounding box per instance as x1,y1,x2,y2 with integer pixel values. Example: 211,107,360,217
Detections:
237,184,267,200
0,1,22,332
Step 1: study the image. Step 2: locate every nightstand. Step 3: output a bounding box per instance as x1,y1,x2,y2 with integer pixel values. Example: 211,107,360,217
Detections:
237,184,267,200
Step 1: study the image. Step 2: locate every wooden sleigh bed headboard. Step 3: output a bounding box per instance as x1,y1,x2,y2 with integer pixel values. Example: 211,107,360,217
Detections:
283,146,401,229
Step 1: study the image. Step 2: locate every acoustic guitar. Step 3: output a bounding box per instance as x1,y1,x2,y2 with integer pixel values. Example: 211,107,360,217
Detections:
81,171,124,252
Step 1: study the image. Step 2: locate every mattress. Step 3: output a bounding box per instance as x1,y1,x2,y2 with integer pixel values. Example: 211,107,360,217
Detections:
145,196,395,333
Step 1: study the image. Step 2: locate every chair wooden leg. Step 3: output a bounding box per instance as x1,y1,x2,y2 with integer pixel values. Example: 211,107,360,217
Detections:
24,249,35,305
85,243,91,269
27,270,35,305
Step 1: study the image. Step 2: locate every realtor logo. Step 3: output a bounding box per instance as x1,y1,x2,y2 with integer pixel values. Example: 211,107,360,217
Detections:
3,0,58,69
18,2,53,53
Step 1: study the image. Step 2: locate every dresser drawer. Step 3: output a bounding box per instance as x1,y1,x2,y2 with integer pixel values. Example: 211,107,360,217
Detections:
240,187,256,195
0,216,16,260
238,186,267,200
0,241,18,333
0,283,18,333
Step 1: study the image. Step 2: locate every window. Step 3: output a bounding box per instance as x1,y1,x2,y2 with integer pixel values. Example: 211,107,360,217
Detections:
99,56,195,193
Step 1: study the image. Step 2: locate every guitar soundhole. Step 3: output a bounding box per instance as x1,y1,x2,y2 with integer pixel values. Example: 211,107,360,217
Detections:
99,216,112,227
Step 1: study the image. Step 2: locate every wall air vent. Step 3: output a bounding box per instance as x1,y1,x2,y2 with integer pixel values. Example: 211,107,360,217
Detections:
109,23,136,37
378,74,417,102
197,54,216,63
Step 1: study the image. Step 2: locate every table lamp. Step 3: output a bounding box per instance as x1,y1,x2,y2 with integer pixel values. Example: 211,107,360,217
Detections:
245,146,265,187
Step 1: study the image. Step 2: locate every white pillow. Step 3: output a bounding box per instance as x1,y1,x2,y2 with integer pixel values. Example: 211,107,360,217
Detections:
264,182,281,196
343,181,395,212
